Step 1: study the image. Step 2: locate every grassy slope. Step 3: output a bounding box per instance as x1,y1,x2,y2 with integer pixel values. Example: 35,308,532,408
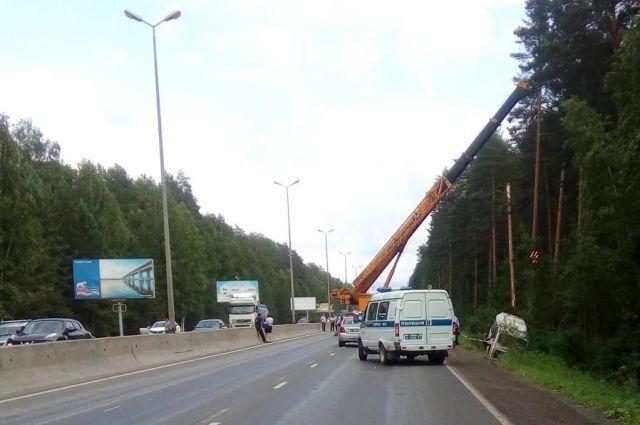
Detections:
460,338,640,425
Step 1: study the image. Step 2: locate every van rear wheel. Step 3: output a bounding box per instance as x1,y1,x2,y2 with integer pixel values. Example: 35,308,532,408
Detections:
379,343,392,365
428,353,446,365
358,340,368,361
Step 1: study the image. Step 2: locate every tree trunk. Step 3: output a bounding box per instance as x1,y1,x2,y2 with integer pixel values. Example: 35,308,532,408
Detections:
554,164,566,265
491,171,497,284
474,249,478,310
531,89,542,243
507,183,517,310
544,161,554,259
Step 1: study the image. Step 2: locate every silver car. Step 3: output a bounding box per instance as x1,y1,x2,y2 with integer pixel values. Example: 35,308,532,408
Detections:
338,316,360,347
0,320,29,346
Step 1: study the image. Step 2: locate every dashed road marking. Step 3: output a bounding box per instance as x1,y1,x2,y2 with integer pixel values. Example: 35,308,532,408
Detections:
273,381,288,390
310,363,318,368
103,405,121,412
201,408,229,425
329,352,336,356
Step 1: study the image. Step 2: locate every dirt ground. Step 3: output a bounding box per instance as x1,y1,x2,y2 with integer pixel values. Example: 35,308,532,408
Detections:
447,347,615,425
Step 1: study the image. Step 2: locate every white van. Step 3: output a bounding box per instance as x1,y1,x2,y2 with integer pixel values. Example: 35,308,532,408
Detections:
358,289,455,365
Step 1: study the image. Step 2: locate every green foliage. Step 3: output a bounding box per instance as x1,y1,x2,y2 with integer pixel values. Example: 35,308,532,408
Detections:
411,6,640,395
498,349,640,425
0,116,339,334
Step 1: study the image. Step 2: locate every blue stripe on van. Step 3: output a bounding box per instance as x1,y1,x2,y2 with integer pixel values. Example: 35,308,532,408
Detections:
430,319,453,326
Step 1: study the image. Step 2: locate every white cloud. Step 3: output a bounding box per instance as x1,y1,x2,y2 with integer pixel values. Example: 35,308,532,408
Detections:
1,0,527,289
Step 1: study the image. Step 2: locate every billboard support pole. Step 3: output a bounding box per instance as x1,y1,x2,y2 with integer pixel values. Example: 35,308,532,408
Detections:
113,301,126,337
118,308,124,337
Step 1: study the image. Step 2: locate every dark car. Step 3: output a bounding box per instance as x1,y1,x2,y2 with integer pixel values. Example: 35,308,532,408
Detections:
193,319,226,331
0,320,29,346
5,318,93,345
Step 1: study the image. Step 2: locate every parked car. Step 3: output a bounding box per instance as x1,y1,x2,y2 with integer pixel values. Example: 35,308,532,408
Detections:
296,317,308,324
338,316,360,347
193,319,226,331
147,321,181,334
5,318,92,345
0,320,30,346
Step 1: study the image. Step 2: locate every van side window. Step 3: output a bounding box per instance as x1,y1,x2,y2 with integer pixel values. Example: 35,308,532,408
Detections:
377,302,389,320
387,301,398,320
366,303,379,321
404,300,423,318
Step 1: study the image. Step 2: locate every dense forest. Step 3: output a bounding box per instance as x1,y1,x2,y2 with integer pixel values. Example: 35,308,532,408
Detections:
410,0,639,382
0,117,342,335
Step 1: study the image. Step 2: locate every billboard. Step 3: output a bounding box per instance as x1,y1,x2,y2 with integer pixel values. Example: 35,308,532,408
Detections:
292,297,317,311
73,259,155,299
216,280,259,303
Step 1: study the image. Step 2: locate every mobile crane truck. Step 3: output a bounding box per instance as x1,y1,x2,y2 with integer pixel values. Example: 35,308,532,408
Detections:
332,80,533,309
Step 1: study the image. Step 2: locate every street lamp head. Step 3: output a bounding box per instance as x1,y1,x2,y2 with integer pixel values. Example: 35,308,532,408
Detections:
124,9,144,22
163,10,182,22
273,180,283,187
291,179,300,186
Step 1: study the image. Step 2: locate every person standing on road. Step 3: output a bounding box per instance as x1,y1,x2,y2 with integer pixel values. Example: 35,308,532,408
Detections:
320,314,327,332
453,315,461,346
329,314,336,332
255,313,266,343
264,314,274,342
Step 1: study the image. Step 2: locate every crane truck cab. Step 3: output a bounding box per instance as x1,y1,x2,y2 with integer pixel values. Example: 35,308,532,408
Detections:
358,288,455,365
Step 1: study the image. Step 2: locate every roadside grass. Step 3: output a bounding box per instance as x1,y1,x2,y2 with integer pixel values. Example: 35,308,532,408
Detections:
459,337,640,425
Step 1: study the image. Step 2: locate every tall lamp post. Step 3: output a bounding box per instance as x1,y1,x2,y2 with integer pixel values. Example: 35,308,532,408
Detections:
274,179,300,323
352,265,362,279
317,229,334,310
339,251,351,286
125,9,181,325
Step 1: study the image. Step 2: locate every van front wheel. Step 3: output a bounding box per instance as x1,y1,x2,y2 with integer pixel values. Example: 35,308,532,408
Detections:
358,340,368,361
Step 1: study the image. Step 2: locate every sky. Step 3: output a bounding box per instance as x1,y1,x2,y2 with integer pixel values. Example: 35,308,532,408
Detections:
1,1,528,290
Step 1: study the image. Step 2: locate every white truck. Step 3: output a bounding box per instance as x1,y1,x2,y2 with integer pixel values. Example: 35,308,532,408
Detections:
227,292,259,328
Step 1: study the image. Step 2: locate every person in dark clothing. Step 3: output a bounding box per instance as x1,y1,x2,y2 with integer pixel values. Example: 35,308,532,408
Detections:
255,313,266,342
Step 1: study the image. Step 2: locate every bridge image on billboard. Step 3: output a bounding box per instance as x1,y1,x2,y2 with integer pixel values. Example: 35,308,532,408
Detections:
73,259,155,299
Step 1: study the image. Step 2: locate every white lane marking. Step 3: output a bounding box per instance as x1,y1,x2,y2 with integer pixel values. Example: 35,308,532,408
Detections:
310,363,318,368
103,405,121,412
0,333,320,405
208,423,220,425
273,381,288,390
446,365,515,425
204,408,228,421
329,352,336,356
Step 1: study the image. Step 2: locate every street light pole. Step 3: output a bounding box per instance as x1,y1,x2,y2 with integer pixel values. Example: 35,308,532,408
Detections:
125,9,181,325
339,251,351,286
274,180,300,323
317,229,334,310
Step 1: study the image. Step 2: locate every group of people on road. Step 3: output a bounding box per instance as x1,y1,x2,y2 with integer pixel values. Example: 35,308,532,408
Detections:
255,312,273,343
320,313,342,332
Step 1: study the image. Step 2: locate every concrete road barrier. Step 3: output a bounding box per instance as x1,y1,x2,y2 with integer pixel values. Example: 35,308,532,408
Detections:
0,322,321,399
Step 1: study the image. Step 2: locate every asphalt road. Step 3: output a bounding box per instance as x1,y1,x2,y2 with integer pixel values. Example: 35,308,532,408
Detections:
0,333,611,425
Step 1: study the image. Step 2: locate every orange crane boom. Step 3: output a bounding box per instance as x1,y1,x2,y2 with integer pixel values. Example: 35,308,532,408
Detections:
332,80,532,309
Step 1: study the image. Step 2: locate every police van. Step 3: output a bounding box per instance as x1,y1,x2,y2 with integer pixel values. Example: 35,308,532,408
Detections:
358,288,455,365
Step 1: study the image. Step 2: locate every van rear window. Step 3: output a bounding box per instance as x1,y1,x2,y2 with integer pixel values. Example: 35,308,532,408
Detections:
428,299,448,318
404,300,423,318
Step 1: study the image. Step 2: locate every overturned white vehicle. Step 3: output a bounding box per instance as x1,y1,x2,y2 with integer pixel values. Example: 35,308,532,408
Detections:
484,313,528,358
